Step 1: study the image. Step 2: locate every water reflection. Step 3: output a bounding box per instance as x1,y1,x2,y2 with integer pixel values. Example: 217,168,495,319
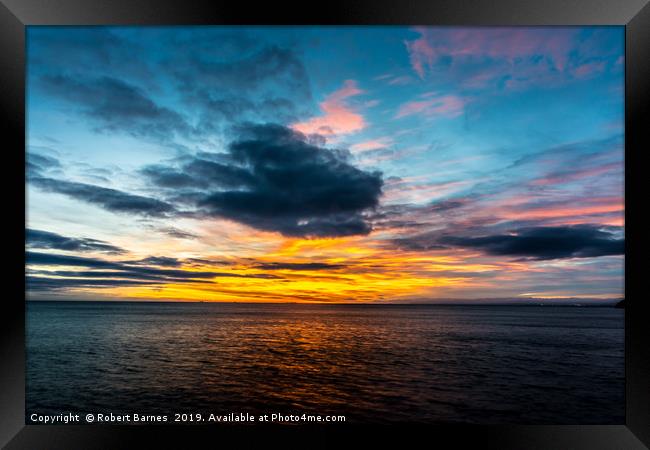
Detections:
27,303,624,423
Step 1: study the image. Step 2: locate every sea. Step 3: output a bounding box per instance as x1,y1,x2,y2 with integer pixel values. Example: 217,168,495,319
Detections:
25,301,625,424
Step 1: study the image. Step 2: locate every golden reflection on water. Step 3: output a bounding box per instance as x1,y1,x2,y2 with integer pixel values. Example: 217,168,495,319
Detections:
27,303,625,423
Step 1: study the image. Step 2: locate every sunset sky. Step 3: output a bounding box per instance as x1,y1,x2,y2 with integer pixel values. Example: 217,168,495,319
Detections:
26,26,624,303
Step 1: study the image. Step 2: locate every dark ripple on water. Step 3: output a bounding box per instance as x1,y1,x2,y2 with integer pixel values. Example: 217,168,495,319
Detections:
26,302,624,424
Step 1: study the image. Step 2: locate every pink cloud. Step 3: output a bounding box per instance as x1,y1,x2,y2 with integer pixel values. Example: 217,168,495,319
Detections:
486,195,624,226
373,73,415,85
405,27,577,79
404,34,436,78
350,137,393,152
530,162,621,186
572,61,606,79
395,94,465,119
292,80,366,137
387,75,415,85
404,27,612,93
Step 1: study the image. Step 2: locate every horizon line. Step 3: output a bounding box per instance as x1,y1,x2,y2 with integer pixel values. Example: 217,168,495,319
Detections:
25,297,624,306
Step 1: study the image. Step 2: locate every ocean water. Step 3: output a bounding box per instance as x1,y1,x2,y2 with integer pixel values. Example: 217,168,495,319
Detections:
26,301,624,424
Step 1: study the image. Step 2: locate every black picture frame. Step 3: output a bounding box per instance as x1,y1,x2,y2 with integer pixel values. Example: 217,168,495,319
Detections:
1,0,648,448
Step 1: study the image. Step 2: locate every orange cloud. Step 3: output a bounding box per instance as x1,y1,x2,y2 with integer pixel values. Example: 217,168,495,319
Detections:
92,235,505,303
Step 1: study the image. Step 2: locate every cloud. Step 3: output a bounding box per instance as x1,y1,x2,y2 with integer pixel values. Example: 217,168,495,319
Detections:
572,61,607,78
26,152,61,177
382,177,472,205
128,256,182,267
254,262,347,271
140,158,254,190
27,229,125,254
387,75,415,85
171,45,313,132
176,45,310,93
26,251,280,291
509,136,623,191
39,74,192,140
30,177,176,217
510,135,622,170
529,162,621,187
395,93,465,119
28,28,148,77
143,123,384,237
403,27,623,91
31,124,384,235
27,276,156,290
152,226,199,240
405,27,577,78
349,137,393,152
183,257,233,267
27,251,125,269
194,96,299,130
395,225,624,260
31,29,313,139
292,80,366,137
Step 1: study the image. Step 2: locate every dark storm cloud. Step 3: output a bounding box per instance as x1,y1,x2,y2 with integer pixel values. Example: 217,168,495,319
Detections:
30,177,176,217
27,229,125,254
39,74,192,140
440,226,624,260
143,123,384,237
26,251,280,291
394,225,624,260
